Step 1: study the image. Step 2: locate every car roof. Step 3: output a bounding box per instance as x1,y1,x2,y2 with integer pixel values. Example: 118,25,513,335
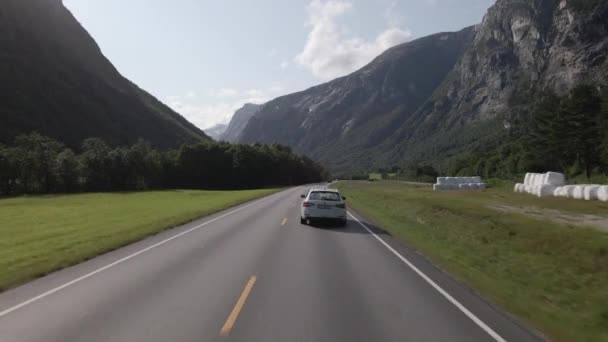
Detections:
309,187,339,193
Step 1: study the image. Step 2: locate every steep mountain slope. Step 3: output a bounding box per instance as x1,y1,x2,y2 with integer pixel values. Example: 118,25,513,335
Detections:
384,0,608,164
204,124,228,141
239,28,475,171
0,0,208,148
221,103,262,142
239,0,607,173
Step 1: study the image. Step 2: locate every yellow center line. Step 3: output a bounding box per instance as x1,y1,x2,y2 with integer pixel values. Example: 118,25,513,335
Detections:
220,275,257,337
281,218,287,226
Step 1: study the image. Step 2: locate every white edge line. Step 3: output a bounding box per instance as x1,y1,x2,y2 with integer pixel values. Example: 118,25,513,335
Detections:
347,211,507,342
0,193,279,318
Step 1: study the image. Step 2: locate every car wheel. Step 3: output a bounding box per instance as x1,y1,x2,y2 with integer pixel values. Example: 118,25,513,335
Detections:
300,217,306,225
339,219,347,227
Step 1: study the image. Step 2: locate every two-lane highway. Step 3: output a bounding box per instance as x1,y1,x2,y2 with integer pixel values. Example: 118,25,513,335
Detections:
0,187,541,341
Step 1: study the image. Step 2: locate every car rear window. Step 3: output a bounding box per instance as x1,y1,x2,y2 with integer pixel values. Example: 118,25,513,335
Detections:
309,191,341,201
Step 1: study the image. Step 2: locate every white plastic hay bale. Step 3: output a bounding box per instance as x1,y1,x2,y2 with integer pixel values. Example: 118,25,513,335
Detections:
524,173,532,186
553,186,566,197
597,186,608,202
469,183,480,190
437,177,447,185
531,185,541,197
433,184,444,191
537,185,556,198
471,176,482,183
572,185,588,200
564,185,577,198
583,185,601,201
529,174,537,186
534,174,544,187
458,183,470,190
477,183,487,190
514,183,523,193
545,172,565,186
446,177,457,185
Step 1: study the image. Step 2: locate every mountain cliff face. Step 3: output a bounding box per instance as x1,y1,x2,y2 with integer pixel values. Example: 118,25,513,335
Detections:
239,28,475,171
238,0,608,173
221,103,262,142
385,0,608,164
0,0,208,148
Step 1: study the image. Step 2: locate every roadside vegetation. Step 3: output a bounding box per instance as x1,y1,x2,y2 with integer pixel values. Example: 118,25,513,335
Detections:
0,133,328,195
0,189,278,291
338,180,608,342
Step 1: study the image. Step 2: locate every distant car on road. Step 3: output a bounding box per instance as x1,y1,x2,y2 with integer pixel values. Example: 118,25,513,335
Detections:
300,188,347,226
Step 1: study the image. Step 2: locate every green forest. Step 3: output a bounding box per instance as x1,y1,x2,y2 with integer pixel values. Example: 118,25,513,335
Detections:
381,84,608,182
0,134,328,195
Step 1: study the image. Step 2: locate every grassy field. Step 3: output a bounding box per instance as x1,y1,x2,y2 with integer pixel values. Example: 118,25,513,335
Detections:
0,189,278,291
337,181,608,342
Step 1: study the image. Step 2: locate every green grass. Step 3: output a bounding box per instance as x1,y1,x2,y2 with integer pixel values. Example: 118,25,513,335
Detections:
337,181,608,342
0,189,278,291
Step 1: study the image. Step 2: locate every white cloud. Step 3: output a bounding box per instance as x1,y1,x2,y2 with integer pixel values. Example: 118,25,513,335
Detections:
166,87,282,129
209,88,239,98
295,0,412,80
280,61,289,69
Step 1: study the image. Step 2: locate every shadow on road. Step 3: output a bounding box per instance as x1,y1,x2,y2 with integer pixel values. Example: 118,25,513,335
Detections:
303,218,390,236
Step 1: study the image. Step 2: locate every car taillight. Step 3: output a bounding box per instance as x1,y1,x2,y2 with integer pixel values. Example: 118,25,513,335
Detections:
336,203,346,208
303,202,314,207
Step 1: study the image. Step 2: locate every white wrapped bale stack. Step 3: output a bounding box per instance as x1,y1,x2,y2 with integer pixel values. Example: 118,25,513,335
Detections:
572,185,588,200
553,186,565,197
565,185,577,198
538,185,556,198
584,185,601,201
598,186,608,202
433,184,446,191
514,183,524,193
434,176,485,191
545,172,565,186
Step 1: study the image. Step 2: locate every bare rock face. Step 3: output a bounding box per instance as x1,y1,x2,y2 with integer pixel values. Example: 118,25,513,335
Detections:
221,103,262,142
430,0,607,125
389,0,608,165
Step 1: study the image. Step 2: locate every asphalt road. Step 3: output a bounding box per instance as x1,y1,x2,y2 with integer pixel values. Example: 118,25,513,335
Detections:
0,186,542,342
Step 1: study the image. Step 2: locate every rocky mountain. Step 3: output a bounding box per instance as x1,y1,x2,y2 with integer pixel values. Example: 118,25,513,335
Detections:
239,28,475,171
221,103,262,142
384,0,608,164
0,0,208,149
204,124,228,141
238,0,608,173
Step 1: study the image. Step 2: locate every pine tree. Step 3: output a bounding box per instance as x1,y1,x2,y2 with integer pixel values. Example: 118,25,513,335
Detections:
562,85,602,178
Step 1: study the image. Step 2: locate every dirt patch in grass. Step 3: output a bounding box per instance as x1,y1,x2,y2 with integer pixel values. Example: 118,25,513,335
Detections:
489,204,608,233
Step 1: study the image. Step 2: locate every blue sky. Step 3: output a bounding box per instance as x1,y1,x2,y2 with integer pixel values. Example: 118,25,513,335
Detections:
64,0,495,129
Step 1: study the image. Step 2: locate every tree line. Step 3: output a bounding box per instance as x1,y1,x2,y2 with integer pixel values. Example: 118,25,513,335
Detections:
434,84,608,180
0,133,329,195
